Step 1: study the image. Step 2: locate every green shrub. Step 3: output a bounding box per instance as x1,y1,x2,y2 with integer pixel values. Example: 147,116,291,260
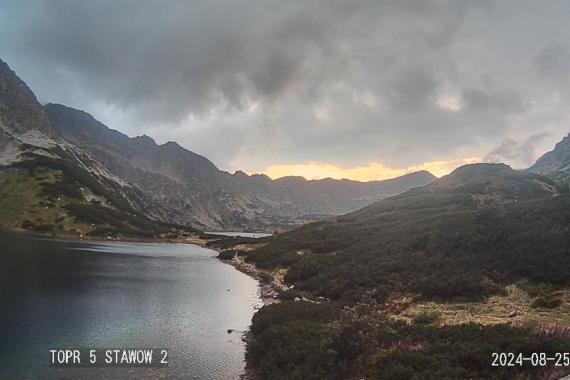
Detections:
30,223,54,232
258,271,274,282
40,179,83,200
246,190,570,302
217,250,236,260
531,297,562,309
248,303,570,380
412,311,440,325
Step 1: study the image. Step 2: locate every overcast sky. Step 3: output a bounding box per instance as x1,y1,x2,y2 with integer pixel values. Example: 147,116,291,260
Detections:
1,0,570,179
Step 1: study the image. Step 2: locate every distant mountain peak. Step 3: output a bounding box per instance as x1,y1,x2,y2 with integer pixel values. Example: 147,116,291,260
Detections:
528,131,570,184
0,56,439,231
163,141,180,147
0,59,53,136
427,162,560,199
447,162,512,177
392,170,437,182
275,175,307,183
132,134,157,147
413,169,437,178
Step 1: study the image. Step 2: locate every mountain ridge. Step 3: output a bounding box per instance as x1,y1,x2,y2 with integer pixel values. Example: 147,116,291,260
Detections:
247,162,568,300
0,57,437,232
527,131,570,184
0,58,185,236
43,102,436,230
241,162,570,379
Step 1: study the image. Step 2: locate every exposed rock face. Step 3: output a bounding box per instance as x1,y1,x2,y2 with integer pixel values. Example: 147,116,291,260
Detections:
0,58,173,223
0,56,436,231
0,59,58,166
527,132,570,184
0,59,53,137
44,103,436,230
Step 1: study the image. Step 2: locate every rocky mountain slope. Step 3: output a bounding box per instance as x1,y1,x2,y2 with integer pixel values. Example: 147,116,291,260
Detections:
44,103,435,231
0,57,435,232
0,58,187,237
0,59,56,165
527,131,570,184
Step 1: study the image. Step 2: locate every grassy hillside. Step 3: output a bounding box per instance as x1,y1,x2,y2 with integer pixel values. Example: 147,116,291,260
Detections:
243,164,570,379
247,164,569,302
0,166,63,230
0,160,195,239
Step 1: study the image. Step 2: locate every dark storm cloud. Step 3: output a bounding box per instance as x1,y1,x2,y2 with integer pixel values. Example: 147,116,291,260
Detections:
1,0,341,121
461,88,525,114
0,0,569,171
535,43,570,87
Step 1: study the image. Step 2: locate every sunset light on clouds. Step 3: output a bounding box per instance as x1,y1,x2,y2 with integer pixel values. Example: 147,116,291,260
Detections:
3,1,568,178
256,157,480,182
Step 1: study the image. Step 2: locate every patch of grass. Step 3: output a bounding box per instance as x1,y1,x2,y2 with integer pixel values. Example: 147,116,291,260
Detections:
412,311,440,325
88,226,156,238
0,167,56,228
0,166,141,236
1,161,195,238
398,284,570,328
205,235,270,249
518,281,557,298
12,154,135,212
65,203,139,229
40,178,83,200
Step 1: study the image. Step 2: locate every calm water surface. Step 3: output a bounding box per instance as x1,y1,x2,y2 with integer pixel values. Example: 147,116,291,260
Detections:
0,231,261,379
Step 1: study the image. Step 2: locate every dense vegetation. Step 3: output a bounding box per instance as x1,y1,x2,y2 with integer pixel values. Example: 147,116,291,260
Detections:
63,204,158,237
245,164,570,379
204,234,270,249
1,156,196,238
247,164,570,302
14,151,143,212
248,302,570,380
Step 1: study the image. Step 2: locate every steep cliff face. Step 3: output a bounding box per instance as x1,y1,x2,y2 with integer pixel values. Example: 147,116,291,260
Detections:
45,103,436,230
0,60,53,137
0,58,175,234
0,59,58,165
528,132,570,184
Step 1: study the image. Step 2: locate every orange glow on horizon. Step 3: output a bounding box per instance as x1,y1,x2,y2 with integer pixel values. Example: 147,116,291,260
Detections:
250,158,480,182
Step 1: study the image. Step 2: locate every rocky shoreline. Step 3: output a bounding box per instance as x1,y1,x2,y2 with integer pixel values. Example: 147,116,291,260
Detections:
205,242,290,380
3,228,274,379
200,238,287,302
222,254,287,306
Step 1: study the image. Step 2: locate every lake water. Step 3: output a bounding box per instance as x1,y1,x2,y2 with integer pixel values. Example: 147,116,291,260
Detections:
0,231,261,379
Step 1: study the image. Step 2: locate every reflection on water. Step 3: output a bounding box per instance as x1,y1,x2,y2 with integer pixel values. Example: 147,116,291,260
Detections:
0,232,261,379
